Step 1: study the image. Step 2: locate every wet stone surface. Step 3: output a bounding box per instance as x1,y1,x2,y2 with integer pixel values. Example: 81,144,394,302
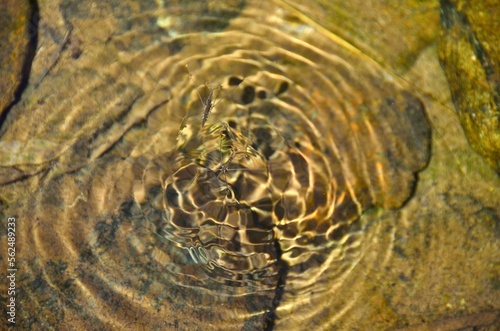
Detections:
0,0,498,330
438,0,500,172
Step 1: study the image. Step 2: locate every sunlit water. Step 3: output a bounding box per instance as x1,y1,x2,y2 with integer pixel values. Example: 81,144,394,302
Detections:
3,1,497,330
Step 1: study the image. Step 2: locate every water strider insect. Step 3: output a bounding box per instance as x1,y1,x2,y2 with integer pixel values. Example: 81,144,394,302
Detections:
185,65,245,127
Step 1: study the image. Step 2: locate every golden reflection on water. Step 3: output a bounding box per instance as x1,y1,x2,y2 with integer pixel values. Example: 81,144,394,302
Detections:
0,0,498,330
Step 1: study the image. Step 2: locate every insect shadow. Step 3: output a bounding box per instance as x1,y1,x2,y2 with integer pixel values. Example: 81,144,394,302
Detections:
212,122,273,205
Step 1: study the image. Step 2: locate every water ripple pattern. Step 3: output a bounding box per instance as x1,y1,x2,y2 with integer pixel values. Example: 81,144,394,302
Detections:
8,0,431,329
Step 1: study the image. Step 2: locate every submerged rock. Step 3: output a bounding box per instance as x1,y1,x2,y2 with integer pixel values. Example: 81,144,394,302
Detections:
438,0,500,172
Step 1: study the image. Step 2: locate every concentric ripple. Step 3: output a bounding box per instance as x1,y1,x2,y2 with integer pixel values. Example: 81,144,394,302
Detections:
115,2,433,326
6,0,434,329
127,3,431,291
